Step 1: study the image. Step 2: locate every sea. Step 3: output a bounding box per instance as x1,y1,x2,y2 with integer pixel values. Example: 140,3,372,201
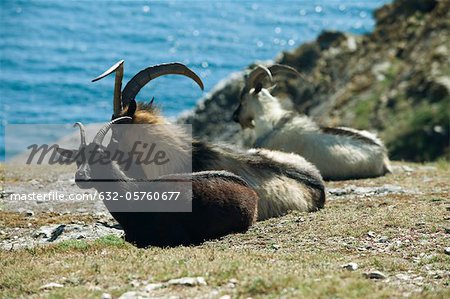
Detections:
0,0,390,159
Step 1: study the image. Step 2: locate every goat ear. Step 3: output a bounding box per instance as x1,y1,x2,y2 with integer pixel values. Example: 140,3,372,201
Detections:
124,99,137,118
253,82,263,94
267,84,277,93
56,147,78,161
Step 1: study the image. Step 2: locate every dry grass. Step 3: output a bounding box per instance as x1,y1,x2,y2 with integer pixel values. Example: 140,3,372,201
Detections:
0,162,449,298
0,212,99,229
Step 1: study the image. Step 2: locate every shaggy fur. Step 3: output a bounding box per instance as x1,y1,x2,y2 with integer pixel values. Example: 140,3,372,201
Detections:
60,136,258,248
234,88,392,180
109,170,259,248
113,101,326,220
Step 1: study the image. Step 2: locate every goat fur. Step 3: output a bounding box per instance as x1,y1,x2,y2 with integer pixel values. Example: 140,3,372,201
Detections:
113,102,326,220
234,88,392,180
106,170,259,247
61,135,258,247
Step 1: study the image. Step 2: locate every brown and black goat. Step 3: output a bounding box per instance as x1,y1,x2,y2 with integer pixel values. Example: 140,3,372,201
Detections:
57,117,258,248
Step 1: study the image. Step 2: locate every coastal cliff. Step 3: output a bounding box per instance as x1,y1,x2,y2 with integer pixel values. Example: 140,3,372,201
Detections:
180,0,450,162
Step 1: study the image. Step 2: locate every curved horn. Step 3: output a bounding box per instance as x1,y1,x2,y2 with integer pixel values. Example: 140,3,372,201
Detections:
245,65,273,91
92,116,132,145
121,63,204,107
268,64,310,84
246,64,305,93
267,64,303,79
92,60,125,117
73,122,87,147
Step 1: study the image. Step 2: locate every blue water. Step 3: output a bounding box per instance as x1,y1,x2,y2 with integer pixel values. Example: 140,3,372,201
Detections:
0,0,390,159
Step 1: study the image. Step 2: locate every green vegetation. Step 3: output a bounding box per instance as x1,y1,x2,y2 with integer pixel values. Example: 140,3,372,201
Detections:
384,100,450,161
353,94,379,130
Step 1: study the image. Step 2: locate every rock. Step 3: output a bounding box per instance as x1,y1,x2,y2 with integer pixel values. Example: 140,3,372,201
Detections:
226,278,238,288
167,276,207,287
219,295,232,299
328,185,410,198
39,282,64,290
342,262,358,271
444,247,450,255
372,61,392,81
0,190,14,199
367,231,376,238
229,278,238,284
2,222,124,251
401,165,414,172
346,36,358,52
118,291,150,299
25,210,34,217
48,225,66,242
317,31,346,50
30,179,39,186
143,283,164,292
395,273,410,280
375,0,438,25
178,71,245,145
278,42,321,72
101,293,112,299
377,236,389,243
364,271,387,280
129,279,141,288
33,224,65,240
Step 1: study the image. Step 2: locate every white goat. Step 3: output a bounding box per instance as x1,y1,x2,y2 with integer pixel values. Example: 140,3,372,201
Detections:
233,64,392,180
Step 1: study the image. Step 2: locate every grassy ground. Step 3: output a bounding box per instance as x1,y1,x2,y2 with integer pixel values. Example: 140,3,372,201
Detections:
0,162,449,298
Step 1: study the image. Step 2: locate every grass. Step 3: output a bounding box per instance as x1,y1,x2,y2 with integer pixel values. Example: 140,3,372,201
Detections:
353,94,378,129
0,162,449,298
385,100,450,161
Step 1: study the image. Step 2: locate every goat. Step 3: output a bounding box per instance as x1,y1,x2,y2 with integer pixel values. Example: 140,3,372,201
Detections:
91,60,326,220
232,64,392,181
57,117,258,247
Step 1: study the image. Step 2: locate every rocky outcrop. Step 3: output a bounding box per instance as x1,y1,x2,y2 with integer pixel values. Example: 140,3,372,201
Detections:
179,72,247,146
180,0,449,161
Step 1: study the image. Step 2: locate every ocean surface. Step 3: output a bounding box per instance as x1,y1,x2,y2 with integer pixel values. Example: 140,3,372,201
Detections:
0,0,390,159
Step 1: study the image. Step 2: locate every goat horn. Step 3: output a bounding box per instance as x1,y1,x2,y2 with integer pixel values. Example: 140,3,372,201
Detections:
268,64,303,79
246,64,305,92
73,122,87,147
92,60,125,117
245,65,273,91
93,116,132,146
121,63,204,107
268,64,310,85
